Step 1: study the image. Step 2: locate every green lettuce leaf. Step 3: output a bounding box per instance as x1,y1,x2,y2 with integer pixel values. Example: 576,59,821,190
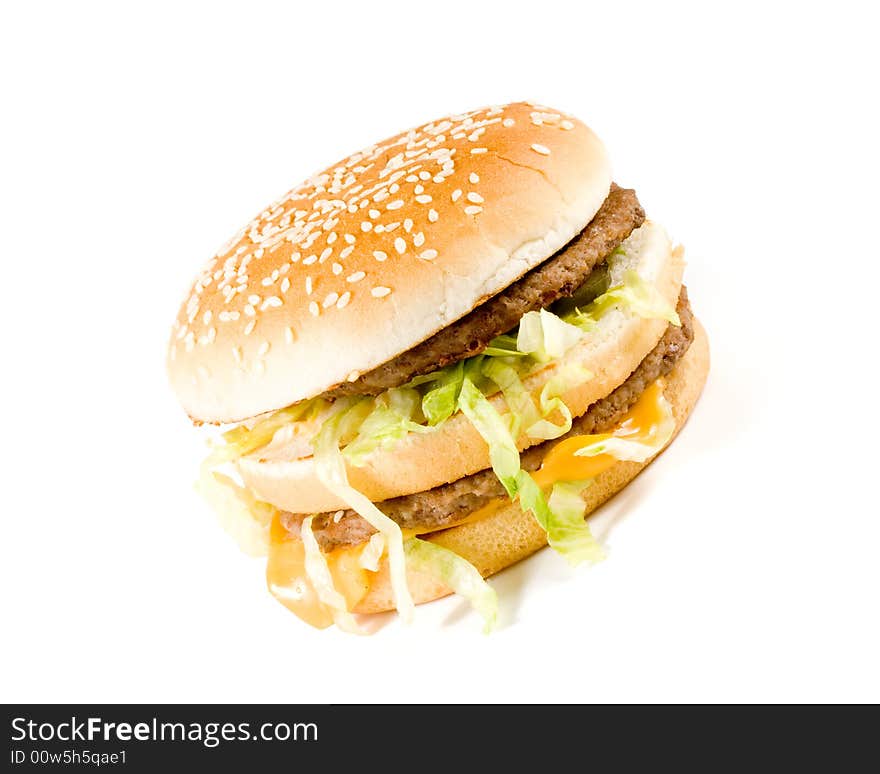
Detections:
404,537,498,633
516,308,585,361
517,473,604,566
216,399,322,462
195,464,275,557
301,516,364,634
455,376,602,565
585,269,680,326
457,377,520,497
342,388,431,465
421,361,465,426
312,405,416,623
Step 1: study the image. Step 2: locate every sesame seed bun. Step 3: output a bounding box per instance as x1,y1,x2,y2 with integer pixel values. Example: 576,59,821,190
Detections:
168,102,611,423
352,319,709,614
237,221,684,512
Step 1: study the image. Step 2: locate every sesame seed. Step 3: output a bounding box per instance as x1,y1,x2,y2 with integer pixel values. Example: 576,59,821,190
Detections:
344,234,356,244
320,247,332,262
281,277,290,293
336,291,351,309
419,249,438,261
332,262,343,275
244,320,256,336
340,245,354,259
346,370,361,382
451,189,462,202
305,276,313,295
385,222,400,232
469,172,480,184
464,205,483,215
530,143,551,155
467,192,484,203
403,218,413,232
373,251,387,262
503,118,515,127
413,232,425,247
560,120,574,130
244,304,256,317
361,221,372,232
428,208,439,222
261,276,274,287
418,171,431,180
232,346,243,364
470,147,488,154
369,208,380,219
303,254,317,265
285,327,295,344
258,341,270,356
203,310,212,324
262,296,282,309
327,232,338,244
414,184,424,195
347,271,365,282
323,292,338,308
309,301,320,316
386,200,404,210
415,194,432,204
394,237,406,254
248,294,260,305
371,286,391,298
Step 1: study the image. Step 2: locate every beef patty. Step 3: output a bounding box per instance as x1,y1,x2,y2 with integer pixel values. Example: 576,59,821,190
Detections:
283,288,694,549
322,184,645,399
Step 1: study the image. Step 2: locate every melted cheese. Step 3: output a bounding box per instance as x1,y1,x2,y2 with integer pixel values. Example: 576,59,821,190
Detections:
266,515,370,628
266,379,668,628
533,379,667,486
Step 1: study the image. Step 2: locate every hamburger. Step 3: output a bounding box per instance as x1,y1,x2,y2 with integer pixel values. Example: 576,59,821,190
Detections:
167,101,709,632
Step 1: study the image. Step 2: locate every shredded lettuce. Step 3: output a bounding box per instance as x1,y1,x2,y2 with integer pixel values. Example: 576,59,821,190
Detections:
216,399,322,462
527,364,592,440
517,473,603,566
421,361,465,426
584,269,680,326
301,516,364,634
480,358,540,440
457,377,520,496
341,388,431,465
456,376,602,564
404,537,498,633
359,533,385,572
312,406,415,623
516,308,585,361
196,463,274,557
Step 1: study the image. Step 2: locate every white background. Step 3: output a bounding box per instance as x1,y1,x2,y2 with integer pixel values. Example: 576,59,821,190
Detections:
2,1,878,703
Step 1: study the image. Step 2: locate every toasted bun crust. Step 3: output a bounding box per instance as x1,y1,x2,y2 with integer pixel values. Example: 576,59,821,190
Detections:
238,221,684,512
168,102,611,423
354,319,709,614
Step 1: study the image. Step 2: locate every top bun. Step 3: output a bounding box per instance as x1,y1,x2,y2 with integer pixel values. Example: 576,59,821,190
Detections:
168,102,611,423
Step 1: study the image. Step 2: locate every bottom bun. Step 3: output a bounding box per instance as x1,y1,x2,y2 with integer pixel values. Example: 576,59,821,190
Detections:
353,318,710,615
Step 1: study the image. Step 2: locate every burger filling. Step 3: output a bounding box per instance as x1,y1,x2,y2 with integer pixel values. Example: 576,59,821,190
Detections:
322,183,644,398
199,186,687,631
285,289,692,549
